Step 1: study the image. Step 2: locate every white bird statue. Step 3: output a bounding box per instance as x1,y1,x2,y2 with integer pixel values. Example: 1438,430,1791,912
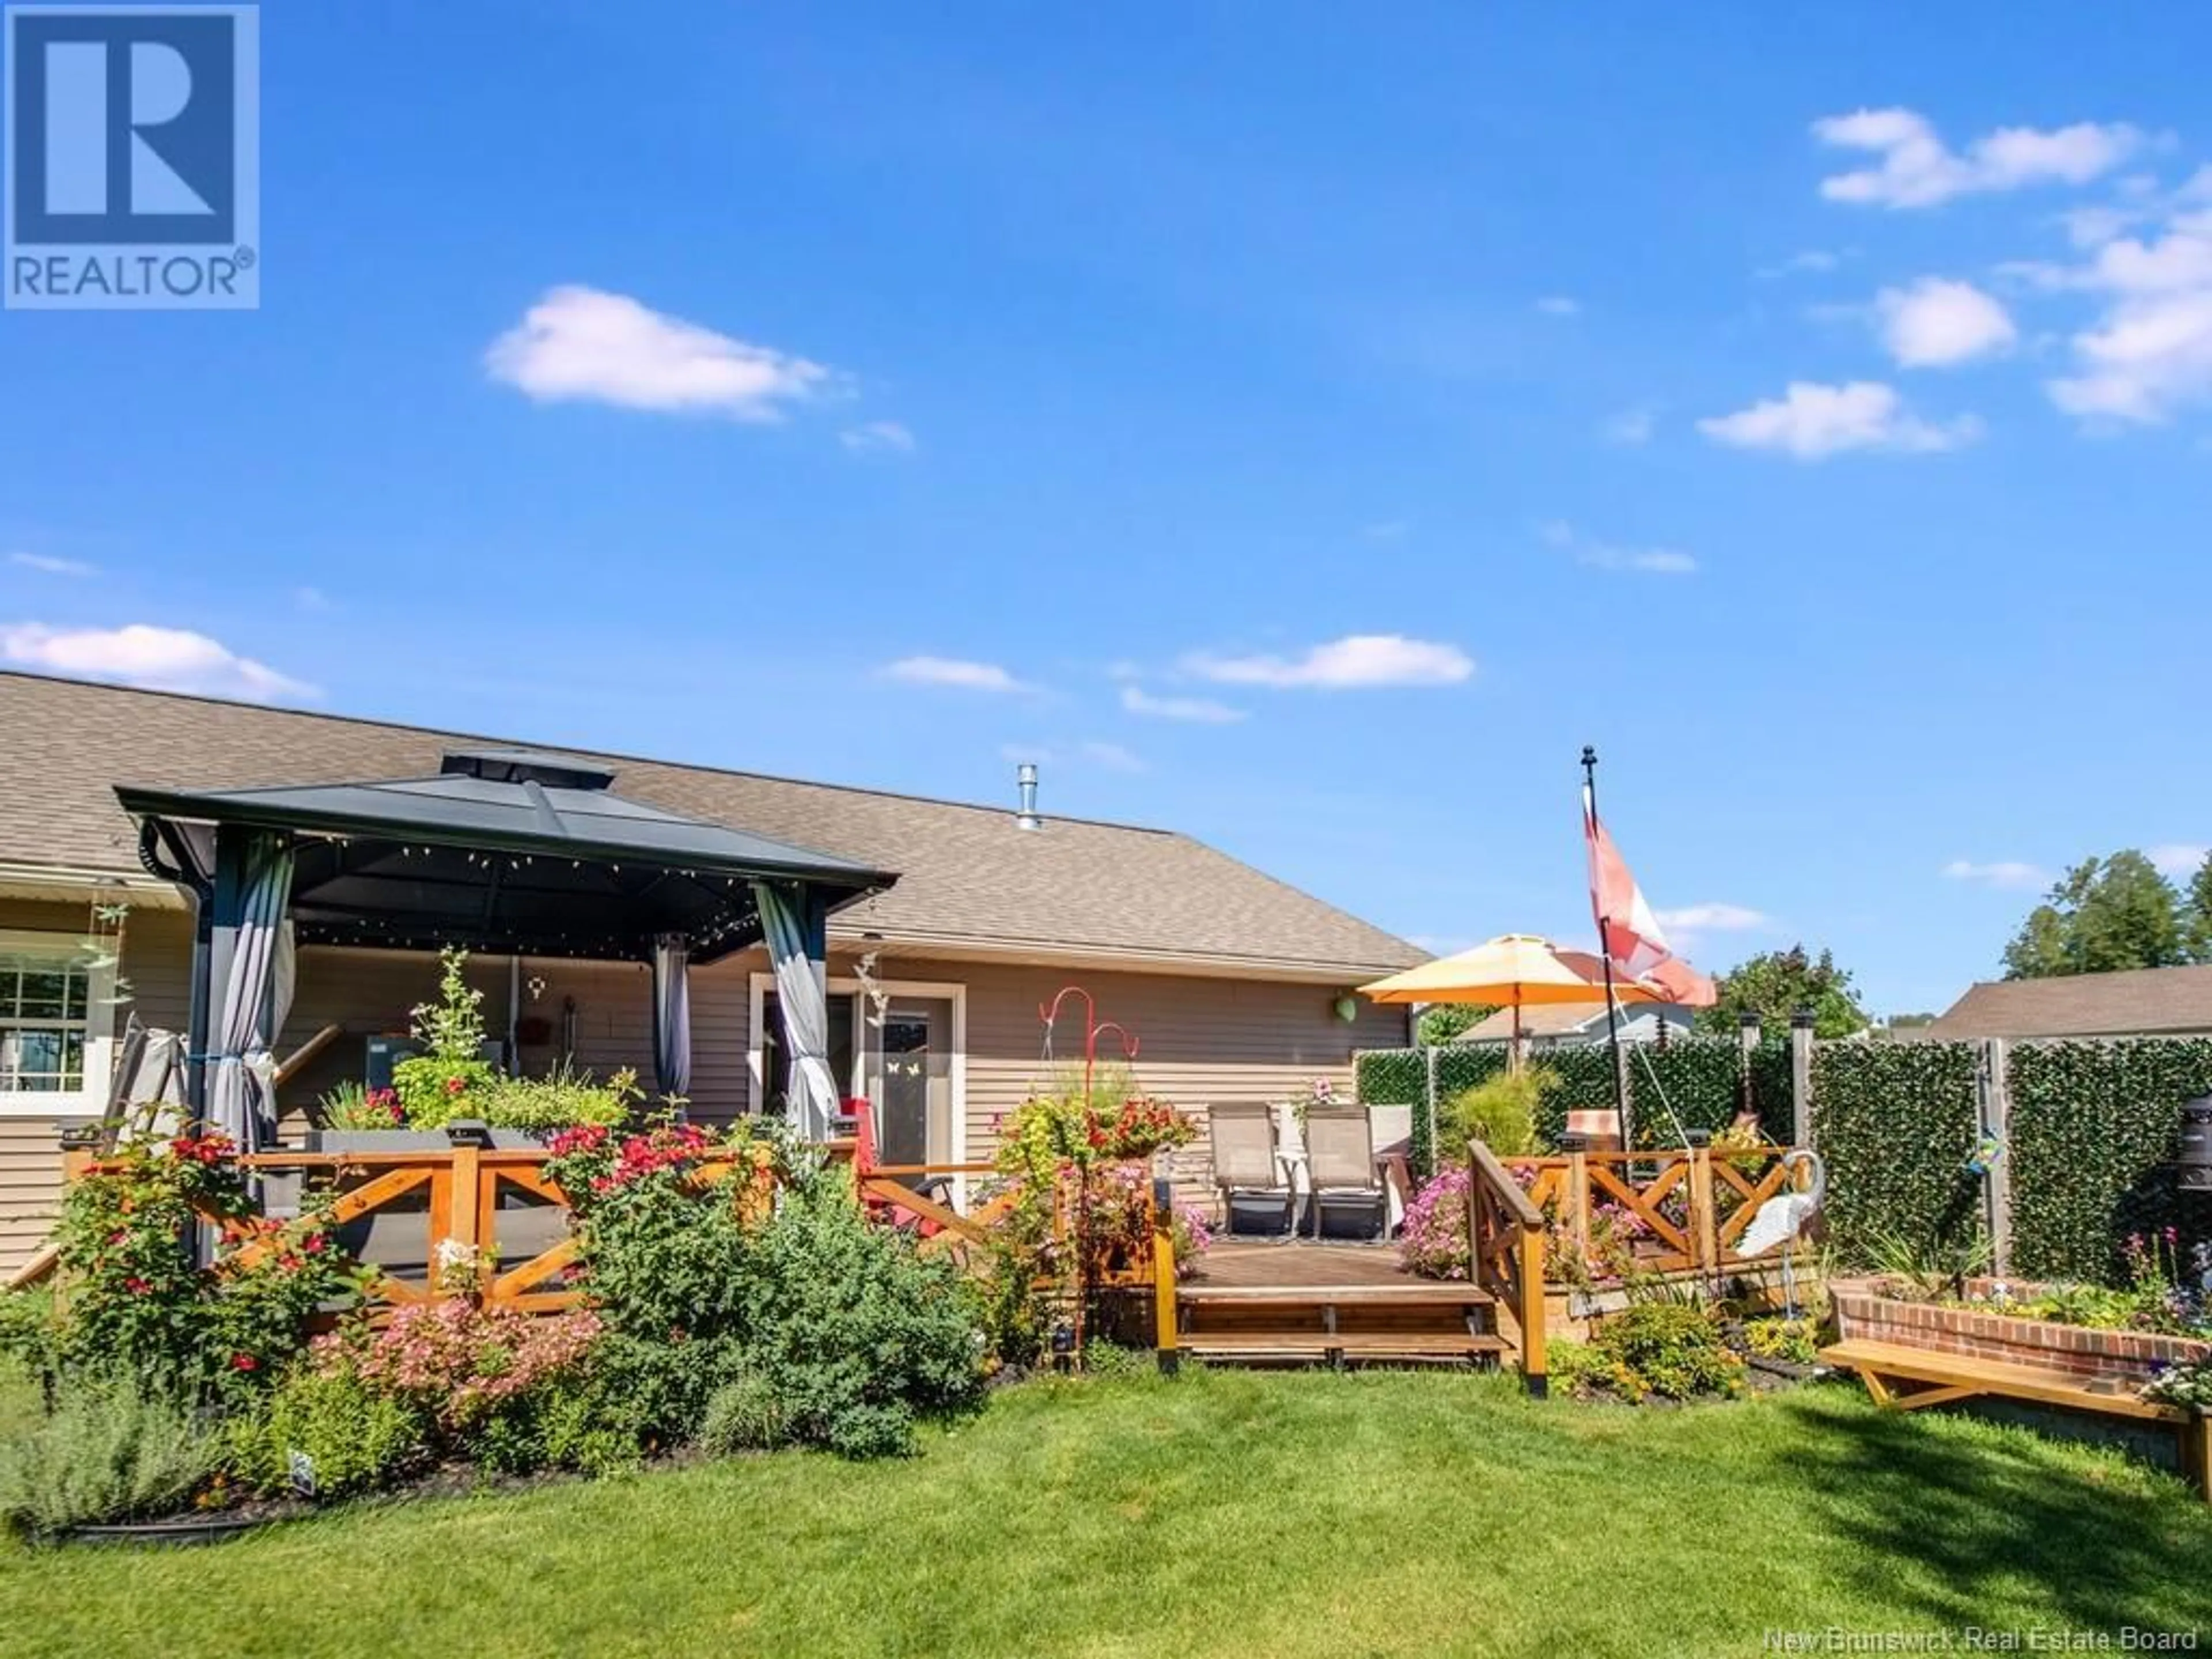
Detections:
1736,1150,1826,1316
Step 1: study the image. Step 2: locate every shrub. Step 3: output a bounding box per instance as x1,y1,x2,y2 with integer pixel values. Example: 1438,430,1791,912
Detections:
1397,1167,1472,1279
740,1181,986,1458
35,1134,366,1403
700,1372,786,1455
1439,1069,1546,1158
317,1302,601,1441
1588,1302,1744,1402
544,1120,769,1440
0,1383,224,1535
318,1081,404,1131
230,1366,426,1499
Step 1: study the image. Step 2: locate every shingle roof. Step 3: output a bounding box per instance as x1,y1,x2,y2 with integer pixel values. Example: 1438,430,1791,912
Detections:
1455,1003,1601,1041
1925,965,2212,1040
0,672,1424,978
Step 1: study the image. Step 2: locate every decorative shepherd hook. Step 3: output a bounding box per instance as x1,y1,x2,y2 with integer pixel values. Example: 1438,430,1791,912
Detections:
1039,985,1140,1102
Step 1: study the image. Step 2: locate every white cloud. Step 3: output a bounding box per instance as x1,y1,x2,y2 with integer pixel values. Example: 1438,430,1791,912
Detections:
1535,296,1581,317
1815,108,2142,209
1942,858,2050,891
2033,207,2212,423
1877,278,2017,367
1541,520,1698,576
6,552,96,577
2149,843,2209,877
1361,519,1410,540
1698,381,1982,459
1654,903,1769,931
1601,405,1656,445
881,656,1024,692
0,622,315,702
1119,685,1247,724
840,420,915,454
486,286,834,419
1187,634,1474,690
1079,740,1145,774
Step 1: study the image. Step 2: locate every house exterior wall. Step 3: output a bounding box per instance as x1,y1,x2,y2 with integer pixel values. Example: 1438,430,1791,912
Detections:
0,902,1408,1271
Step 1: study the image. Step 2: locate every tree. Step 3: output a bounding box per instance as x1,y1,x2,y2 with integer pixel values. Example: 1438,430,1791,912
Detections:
1416,1003,1494,1046
2186,853,2212,965
1693,945,1868,1039
2000,851,2190,979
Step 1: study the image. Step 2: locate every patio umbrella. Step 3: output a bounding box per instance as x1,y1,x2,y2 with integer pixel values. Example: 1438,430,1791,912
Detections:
1359,933,1661,1068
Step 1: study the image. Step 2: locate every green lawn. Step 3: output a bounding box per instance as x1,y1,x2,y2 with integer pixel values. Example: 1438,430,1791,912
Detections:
5,1370,2209,1658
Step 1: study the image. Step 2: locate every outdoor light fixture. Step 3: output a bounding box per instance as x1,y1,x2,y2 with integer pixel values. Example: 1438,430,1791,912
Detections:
444,1119,495,1149
1050,1320,1075,1375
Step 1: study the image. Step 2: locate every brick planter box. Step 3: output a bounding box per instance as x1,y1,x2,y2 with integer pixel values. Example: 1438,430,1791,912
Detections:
1831,1277,2212,1389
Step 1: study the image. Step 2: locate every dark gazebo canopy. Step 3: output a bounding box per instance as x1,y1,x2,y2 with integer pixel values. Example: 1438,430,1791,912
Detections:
119,747,895,964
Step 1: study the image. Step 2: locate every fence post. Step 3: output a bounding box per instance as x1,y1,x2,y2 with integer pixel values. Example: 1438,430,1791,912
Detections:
1789,1011,1815,1149
1565,1147,1591,1260
1978,1037,2013,1275
1424,1044,1440,1175
1518,1217,1547,1397
1687,1145,1718,1276
1152,1174,1180,1375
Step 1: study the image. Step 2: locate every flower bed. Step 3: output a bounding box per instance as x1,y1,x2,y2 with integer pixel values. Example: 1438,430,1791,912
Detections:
1832,1277,2212,1389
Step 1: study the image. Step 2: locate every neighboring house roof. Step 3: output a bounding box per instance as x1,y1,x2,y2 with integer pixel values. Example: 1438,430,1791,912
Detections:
1453,1002,1692,1043
1925,965,2212,1040
0,672,1425,979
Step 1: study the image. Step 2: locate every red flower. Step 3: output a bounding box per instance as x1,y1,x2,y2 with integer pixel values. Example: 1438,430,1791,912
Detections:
107,1229,128,1245
445,1075,467,1096
230,1353,258,1372
302,1233,327,1255
123,1276,151,1294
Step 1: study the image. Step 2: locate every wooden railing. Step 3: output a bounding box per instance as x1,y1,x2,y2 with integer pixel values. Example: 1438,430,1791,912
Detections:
1468,1139,1548,1395
1503,1143,1802,1278
31,1138,1189,1373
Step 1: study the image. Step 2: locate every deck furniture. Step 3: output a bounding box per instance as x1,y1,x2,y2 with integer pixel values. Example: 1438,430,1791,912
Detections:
1304,1107,1388,1241
1822,1338,2212,1502
1208,1102,1296,1237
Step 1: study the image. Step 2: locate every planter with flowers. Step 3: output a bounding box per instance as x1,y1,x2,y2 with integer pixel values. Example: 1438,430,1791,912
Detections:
309,949,641,1154
1832,1228,2212,1399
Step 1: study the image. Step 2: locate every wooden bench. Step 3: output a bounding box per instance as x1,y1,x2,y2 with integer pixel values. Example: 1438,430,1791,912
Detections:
1822,1338,2211,1501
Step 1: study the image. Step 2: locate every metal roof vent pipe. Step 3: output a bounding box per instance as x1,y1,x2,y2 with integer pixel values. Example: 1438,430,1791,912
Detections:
1014,762,1043,831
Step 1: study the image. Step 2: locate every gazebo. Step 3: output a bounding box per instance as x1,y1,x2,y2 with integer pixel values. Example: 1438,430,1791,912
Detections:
116,747,896,1146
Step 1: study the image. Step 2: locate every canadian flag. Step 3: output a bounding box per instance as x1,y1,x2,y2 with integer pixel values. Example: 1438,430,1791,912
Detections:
1583,785,1718,1007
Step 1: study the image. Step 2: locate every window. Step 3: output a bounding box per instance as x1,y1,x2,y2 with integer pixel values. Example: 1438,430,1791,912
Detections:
0,933,116,1111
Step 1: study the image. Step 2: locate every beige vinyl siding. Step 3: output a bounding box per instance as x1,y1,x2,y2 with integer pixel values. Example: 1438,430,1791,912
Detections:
0,913,1412,1270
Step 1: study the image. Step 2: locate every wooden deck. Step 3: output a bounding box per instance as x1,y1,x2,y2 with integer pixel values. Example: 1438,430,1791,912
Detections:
1185,1240,1424,1291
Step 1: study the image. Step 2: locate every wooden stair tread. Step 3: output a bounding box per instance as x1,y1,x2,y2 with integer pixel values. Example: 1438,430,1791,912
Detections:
1177,1283,1494,1306
1181,1331,1506,1357
1820,1339,2187,1423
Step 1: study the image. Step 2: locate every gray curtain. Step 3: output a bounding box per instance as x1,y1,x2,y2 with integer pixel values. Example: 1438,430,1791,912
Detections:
206,831,294,1152
752,881,837,1141
650,933,692,1103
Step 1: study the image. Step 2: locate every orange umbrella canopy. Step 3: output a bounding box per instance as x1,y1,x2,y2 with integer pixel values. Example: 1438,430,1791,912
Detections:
1359,933,1663,1008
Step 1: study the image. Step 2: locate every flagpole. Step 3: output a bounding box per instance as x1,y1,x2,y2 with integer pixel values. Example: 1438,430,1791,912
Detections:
1581,745,1633,1150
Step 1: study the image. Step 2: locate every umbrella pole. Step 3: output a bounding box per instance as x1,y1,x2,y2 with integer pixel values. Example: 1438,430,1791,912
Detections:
1509,998,1524,1077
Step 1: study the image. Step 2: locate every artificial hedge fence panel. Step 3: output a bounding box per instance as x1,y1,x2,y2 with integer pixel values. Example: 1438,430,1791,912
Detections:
2006,1037,2212,1285
1624,1037,1746,1147
1808,1040,1982,1266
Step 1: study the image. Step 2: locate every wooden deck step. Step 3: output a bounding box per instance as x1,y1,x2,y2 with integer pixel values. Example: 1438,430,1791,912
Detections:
1820,1339,2187,1423
1177,1283,1494,1307
1181,1331,1507,1363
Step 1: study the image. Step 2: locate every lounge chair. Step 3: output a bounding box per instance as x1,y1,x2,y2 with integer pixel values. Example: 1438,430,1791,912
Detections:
1207,1102,1295,1238
1305,1107,1388,1241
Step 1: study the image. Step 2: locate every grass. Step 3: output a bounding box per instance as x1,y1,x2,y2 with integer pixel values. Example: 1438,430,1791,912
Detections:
4,1369,2210,1658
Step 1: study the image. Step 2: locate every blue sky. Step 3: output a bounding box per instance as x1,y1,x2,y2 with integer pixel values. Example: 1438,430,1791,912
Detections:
4,3,2210,1016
